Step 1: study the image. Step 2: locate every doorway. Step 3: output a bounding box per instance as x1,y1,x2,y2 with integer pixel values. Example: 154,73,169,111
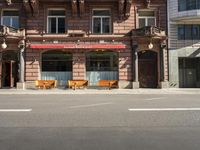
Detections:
0,51,18,88
138,50,158,88
179,58,200,88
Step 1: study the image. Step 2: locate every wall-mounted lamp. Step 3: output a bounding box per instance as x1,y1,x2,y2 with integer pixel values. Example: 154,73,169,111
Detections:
148,38,153,50
1,39,7,49
126,64,130,69
77,40,80,45
148,42,153,49
18,40,25,49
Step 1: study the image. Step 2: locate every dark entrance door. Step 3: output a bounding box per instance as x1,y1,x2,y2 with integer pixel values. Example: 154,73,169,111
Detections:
138,51,158,88
0,51,18,88
2,61,18,87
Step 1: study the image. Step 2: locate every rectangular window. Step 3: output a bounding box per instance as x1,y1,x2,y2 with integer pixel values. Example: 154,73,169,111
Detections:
192,25,200,39
197,0,200,8
188,0,197,9
178,0,200,11
178,24,200,40
178,25,185,40
47,10,65,34
185,25,192,40
2,10,19,28
138,10,156,28
92,9,111,34
178,0,187,11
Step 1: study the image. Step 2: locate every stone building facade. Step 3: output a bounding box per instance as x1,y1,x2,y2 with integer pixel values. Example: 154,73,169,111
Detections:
0,0,168,89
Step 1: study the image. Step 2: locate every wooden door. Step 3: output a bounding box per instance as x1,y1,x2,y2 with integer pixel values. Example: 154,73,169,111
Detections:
138,51,158,88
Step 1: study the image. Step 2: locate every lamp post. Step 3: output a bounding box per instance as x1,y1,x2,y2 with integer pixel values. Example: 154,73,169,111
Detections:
18,40,25,84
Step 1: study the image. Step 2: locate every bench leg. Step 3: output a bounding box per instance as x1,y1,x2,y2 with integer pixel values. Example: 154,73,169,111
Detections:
73,83,76,90
109,83,111,90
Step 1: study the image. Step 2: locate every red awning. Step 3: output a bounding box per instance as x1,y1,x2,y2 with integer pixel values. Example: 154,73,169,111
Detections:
29,43,126,49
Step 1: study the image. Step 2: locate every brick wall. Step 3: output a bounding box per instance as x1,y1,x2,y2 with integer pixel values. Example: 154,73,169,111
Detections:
25,49,40,81
73,52,86,80
118,41,132,81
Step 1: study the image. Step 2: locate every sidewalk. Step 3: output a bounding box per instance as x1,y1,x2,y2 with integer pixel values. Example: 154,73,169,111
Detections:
0,88,200,95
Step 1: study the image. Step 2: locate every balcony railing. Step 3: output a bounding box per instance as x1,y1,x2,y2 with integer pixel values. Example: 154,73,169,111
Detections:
0,25,25,38
132,26,166,38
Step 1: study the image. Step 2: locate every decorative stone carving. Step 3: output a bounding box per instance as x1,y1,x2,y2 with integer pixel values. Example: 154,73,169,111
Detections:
145,0,151,8
118,0,125,19
6,0,12,5
132,26,166,38
30,0,39,16
79,0,85,15
125,0,132,17
72,0,78,17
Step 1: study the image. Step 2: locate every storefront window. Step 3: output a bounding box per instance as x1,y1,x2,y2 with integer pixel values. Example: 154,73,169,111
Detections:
86,52,118,71
86,51,118,86
42,51,72,72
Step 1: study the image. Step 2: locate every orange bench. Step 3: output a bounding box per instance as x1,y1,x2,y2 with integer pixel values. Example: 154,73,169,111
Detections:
35,80,57,89
98,80,118,90
68,80,88,90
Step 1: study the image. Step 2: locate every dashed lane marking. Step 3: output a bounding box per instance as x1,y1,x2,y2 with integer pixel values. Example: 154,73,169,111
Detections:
128,108,200,111
0,109,32,112
69,103,113,109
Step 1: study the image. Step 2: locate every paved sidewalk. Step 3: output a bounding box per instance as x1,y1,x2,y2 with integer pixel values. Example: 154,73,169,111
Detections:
0,88,200,95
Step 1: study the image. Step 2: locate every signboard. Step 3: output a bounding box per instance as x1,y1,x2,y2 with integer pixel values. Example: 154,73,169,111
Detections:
30,44,126,49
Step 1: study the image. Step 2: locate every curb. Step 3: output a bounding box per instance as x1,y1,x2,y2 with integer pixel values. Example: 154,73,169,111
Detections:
0,89,200,95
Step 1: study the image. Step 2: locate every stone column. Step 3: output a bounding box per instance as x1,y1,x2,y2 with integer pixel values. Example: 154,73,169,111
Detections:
132,45,139,89
19,47,25,83
160,41,169,88
17,40,25,89
0,53,2,88
72,52,85,80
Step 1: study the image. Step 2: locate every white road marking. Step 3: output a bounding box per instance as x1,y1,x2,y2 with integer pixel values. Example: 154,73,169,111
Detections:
144,97,166,100
0,109,32,112
128,108,200,111
69,103,113,109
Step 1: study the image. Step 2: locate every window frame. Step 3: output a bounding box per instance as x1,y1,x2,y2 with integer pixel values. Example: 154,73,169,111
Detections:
177,24,200,40
92,9,112,34
138,10,156,28
47,8,66,34
1,9,19,28
178,0,200,11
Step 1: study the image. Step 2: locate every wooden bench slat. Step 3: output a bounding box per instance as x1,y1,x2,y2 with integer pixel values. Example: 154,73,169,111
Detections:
35,80,57,89
68,80,88,90
98,80,118,90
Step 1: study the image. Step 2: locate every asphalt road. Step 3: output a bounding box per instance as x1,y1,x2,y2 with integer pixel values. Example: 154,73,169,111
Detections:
0,94,200,150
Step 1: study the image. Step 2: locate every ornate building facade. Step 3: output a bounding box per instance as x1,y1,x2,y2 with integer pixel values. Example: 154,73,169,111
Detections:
0,0,168,89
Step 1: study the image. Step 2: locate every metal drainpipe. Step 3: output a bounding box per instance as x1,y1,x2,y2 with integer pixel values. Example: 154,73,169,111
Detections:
166,0,169,82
